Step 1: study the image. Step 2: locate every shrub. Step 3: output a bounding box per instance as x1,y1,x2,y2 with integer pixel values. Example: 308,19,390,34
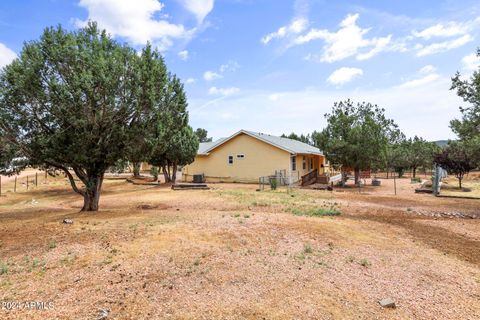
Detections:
150,166,159,181
292,208,341,217
0,261,8,275
269,177,277,190
303,243,313,254
359,259,371,267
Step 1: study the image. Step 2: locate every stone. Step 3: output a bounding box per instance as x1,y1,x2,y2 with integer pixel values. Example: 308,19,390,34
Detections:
379,298,396,308
62,218,73,224
97,308,110,320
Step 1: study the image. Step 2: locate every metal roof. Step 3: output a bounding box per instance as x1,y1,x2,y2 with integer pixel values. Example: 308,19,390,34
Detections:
197,130,323,156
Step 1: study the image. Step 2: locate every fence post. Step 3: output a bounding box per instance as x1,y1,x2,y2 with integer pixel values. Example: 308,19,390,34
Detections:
27,175,29,190
14,176,17,193
35,172,38,186
45,170,47,183
0,175,2,197
393,176,397,195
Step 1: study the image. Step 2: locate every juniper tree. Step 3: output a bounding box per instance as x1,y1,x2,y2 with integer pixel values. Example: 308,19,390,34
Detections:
316,100,399,184
434,142,475,189
0,23,165,211
450,48,480,168
149,75,192,183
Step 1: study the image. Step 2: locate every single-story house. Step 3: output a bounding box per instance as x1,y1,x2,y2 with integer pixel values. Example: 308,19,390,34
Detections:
182,129,328,183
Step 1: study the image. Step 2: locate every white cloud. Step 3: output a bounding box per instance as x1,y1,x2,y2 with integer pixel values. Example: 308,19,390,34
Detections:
0,43,16,68
208,86,240,96
219,60,240,73
76,0,192,50
293,13,394,63
189,78,462,141
356,35,392,60
412,22,468,39
203,71,222,81
178,50,189,60
462,53,480,71
397,73,440,89
416,34,473,56
203,60,239,82
261,17,308,44
419,65,436,74
178,0,214,23
185,77,196,84
327,67,363,85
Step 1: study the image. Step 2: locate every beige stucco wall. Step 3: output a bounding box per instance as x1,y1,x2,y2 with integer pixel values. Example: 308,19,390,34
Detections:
183,133,292,183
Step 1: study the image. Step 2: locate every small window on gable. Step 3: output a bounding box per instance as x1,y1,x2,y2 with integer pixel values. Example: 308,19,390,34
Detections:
228,155,233,165
237,154,245,159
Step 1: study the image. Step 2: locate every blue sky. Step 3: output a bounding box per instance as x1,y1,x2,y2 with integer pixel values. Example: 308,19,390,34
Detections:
1,0,480,140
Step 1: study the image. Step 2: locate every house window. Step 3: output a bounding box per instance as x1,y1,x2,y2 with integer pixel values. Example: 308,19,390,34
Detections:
291,155,296,171
310,158,313,170
237,154,245,159
302,156,306,170
228,155,233,165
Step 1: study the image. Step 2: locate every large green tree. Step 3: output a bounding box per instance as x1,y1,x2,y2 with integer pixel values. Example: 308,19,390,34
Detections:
149,75,194,183
450,48,480,169
450,48,480,141
0,23,167,211
316,100,400,184
125,44,168,177
150,126,198,183
434,141,475,188
404,136,440,178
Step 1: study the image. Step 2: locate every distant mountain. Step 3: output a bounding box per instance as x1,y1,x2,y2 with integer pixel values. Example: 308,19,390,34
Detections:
433,140,449,147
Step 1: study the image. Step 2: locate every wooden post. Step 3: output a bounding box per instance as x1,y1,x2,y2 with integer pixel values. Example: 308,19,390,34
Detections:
14,176,17,193
45,170,47,183
393,176,397,195
0,175,2,197
27,175,29,190
35,172,38,186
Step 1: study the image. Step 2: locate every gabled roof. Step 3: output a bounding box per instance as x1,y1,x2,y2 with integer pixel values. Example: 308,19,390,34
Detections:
197,129,323,156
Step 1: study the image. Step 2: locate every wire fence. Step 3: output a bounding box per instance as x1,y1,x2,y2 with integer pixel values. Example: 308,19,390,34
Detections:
372,169,434,179
0,171,51,197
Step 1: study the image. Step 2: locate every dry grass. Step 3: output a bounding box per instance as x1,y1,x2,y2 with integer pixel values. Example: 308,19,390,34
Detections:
440,176,480,198
0,174,479,319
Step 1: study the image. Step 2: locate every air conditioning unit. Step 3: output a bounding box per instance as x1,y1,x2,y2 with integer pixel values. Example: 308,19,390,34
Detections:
193,174,205,183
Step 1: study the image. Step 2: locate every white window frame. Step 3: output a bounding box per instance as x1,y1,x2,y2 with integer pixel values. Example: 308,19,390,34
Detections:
228,155,234,165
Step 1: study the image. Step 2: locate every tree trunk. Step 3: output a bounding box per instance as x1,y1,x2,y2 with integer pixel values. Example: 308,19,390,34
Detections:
412,166,417,178
81,174,104,212
167,162,171,182
171,162,178,184
162,165,170,183
354,168,360,185
133,162,141,177
458,176,463,189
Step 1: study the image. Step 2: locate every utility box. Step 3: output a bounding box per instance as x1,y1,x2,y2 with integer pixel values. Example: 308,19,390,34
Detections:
193,174,205,183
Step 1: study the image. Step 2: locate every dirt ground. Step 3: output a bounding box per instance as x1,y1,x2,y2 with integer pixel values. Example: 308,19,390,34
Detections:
0,173,479,319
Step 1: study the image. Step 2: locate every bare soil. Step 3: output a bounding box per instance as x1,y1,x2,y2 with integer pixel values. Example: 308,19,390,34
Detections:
0,174,479,319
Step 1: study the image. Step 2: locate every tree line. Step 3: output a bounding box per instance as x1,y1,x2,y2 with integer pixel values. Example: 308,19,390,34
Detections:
282,49,480,188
